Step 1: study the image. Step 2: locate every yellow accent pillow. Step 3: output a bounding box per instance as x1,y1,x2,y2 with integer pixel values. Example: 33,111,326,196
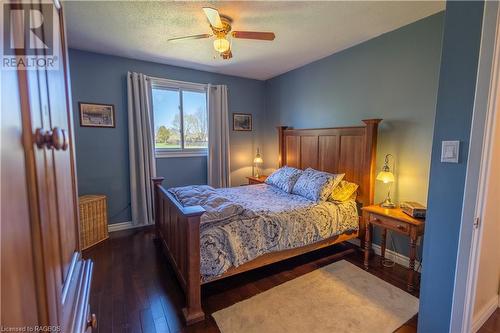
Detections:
330,180,359,202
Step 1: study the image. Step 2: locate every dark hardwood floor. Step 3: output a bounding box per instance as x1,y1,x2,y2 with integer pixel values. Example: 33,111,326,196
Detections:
83,228,420,333
478,308,500,333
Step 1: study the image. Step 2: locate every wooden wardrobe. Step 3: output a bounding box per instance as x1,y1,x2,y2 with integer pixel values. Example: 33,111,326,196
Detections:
1,1,95,332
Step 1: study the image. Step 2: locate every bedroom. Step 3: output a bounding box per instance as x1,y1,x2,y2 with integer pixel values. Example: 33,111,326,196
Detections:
1,1,499,333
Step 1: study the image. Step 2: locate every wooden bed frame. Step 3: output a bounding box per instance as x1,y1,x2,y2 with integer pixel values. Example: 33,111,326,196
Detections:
152,119,381,325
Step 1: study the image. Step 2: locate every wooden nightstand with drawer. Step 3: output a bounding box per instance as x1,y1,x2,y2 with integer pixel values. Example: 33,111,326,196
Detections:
246,175,268,185
362,205,425,292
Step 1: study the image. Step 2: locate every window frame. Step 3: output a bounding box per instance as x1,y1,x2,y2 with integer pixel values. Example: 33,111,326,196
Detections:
150,77,208,158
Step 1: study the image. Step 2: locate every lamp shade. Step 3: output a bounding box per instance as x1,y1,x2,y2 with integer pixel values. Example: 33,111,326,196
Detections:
253,148,263,164
253,155,263,164
376,171,395,184
213,37,230,53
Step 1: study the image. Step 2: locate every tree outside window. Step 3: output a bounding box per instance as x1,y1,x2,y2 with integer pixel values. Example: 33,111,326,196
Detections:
152,84,208,156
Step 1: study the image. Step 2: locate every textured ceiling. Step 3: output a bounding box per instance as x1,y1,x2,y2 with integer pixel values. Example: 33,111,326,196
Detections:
65,1,445,80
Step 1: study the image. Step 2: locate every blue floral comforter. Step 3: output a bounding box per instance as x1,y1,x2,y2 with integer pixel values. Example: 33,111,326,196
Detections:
169,184,359,281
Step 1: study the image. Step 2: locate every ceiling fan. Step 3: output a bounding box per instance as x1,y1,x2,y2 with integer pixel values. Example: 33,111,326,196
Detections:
168,7,275,60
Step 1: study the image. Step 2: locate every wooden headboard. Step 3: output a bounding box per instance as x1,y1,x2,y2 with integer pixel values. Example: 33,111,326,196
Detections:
277,119,382,208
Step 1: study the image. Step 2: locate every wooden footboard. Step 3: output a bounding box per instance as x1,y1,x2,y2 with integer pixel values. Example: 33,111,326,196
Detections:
152,177,205,325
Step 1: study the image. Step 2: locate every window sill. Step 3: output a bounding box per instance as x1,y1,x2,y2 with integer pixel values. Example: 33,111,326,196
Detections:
155,150,207,158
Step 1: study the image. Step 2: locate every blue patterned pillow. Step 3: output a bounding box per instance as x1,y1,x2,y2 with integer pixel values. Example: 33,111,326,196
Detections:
265,166,303,193
292,168,345,202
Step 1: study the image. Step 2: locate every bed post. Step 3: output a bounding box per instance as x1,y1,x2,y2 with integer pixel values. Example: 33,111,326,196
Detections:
362,119,381,204
152,177,165,238
277,126,288,167
182,213,205,325
151,177,205,325
360,119,382,245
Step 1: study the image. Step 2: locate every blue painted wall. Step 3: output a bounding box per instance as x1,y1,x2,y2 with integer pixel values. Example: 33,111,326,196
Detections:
418,2,484,332
69,49,265,223
156,156,207,188
262,13,445,256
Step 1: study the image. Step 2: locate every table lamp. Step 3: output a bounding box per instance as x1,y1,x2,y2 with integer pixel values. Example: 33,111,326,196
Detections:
253,148,263,177
377,154,396,208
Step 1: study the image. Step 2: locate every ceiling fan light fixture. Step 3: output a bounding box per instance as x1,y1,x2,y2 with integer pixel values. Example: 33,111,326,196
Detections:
171,7,275,60
213,37,230,53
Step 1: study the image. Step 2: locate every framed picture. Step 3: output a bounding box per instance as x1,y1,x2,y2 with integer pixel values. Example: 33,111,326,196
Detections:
233,113,252,131
79,102,115,128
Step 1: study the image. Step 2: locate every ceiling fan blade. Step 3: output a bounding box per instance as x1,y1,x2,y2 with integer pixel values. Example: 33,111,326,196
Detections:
231,31,275,41
167,34,212,42
202,7,223,29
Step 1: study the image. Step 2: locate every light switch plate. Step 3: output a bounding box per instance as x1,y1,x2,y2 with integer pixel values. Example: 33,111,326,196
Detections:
441,140,460,163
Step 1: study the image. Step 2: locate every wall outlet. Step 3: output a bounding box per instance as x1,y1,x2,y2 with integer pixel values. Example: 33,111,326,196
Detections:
441,140,460,163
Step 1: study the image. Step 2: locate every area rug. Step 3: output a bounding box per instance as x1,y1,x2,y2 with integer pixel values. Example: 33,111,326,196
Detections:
212,260,419,333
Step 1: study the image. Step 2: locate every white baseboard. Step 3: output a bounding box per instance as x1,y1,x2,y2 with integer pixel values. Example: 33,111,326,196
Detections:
108,221,154,232
472,294,499,333
348,239,422,272
108,221,138,232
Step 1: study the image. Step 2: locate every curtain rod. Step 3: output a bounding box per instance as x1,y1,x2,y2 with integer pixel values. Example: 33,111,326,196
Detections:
128,72,219,89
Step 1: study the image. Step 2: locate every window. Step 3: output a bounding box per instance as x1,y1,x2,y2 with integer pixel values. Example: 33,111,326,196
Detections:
151,78,208,157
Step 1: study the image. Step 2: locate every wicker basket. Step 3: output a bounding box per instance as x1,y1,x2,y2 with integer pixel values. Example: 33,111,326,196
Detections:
79,195,109,250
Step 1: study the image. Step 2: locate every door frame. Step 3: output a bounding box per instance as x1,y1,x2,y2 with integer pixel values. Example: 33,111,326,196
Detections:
449,2,500,333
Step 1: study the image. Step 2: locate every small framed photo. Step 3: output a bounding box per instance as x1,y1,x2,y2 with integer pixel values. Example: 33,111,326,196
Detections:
233,113,252,131
79,102,115,128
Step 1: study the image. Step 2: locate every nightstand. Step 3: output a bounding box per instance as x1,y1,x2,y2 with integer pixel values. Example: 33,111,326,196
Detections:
246,175,267,185
362,205,425,292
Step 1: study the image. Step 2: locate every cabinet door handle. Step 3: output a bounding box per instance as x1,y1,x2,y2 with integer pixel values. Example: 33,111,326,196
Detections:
51,127,68,150
87,313,97,329
34,127,68,150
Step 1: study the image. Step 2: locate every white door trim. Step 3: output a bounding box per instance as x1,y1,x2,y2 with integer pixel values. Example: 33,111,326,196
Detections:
465,33,500,332
449,3,500,333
